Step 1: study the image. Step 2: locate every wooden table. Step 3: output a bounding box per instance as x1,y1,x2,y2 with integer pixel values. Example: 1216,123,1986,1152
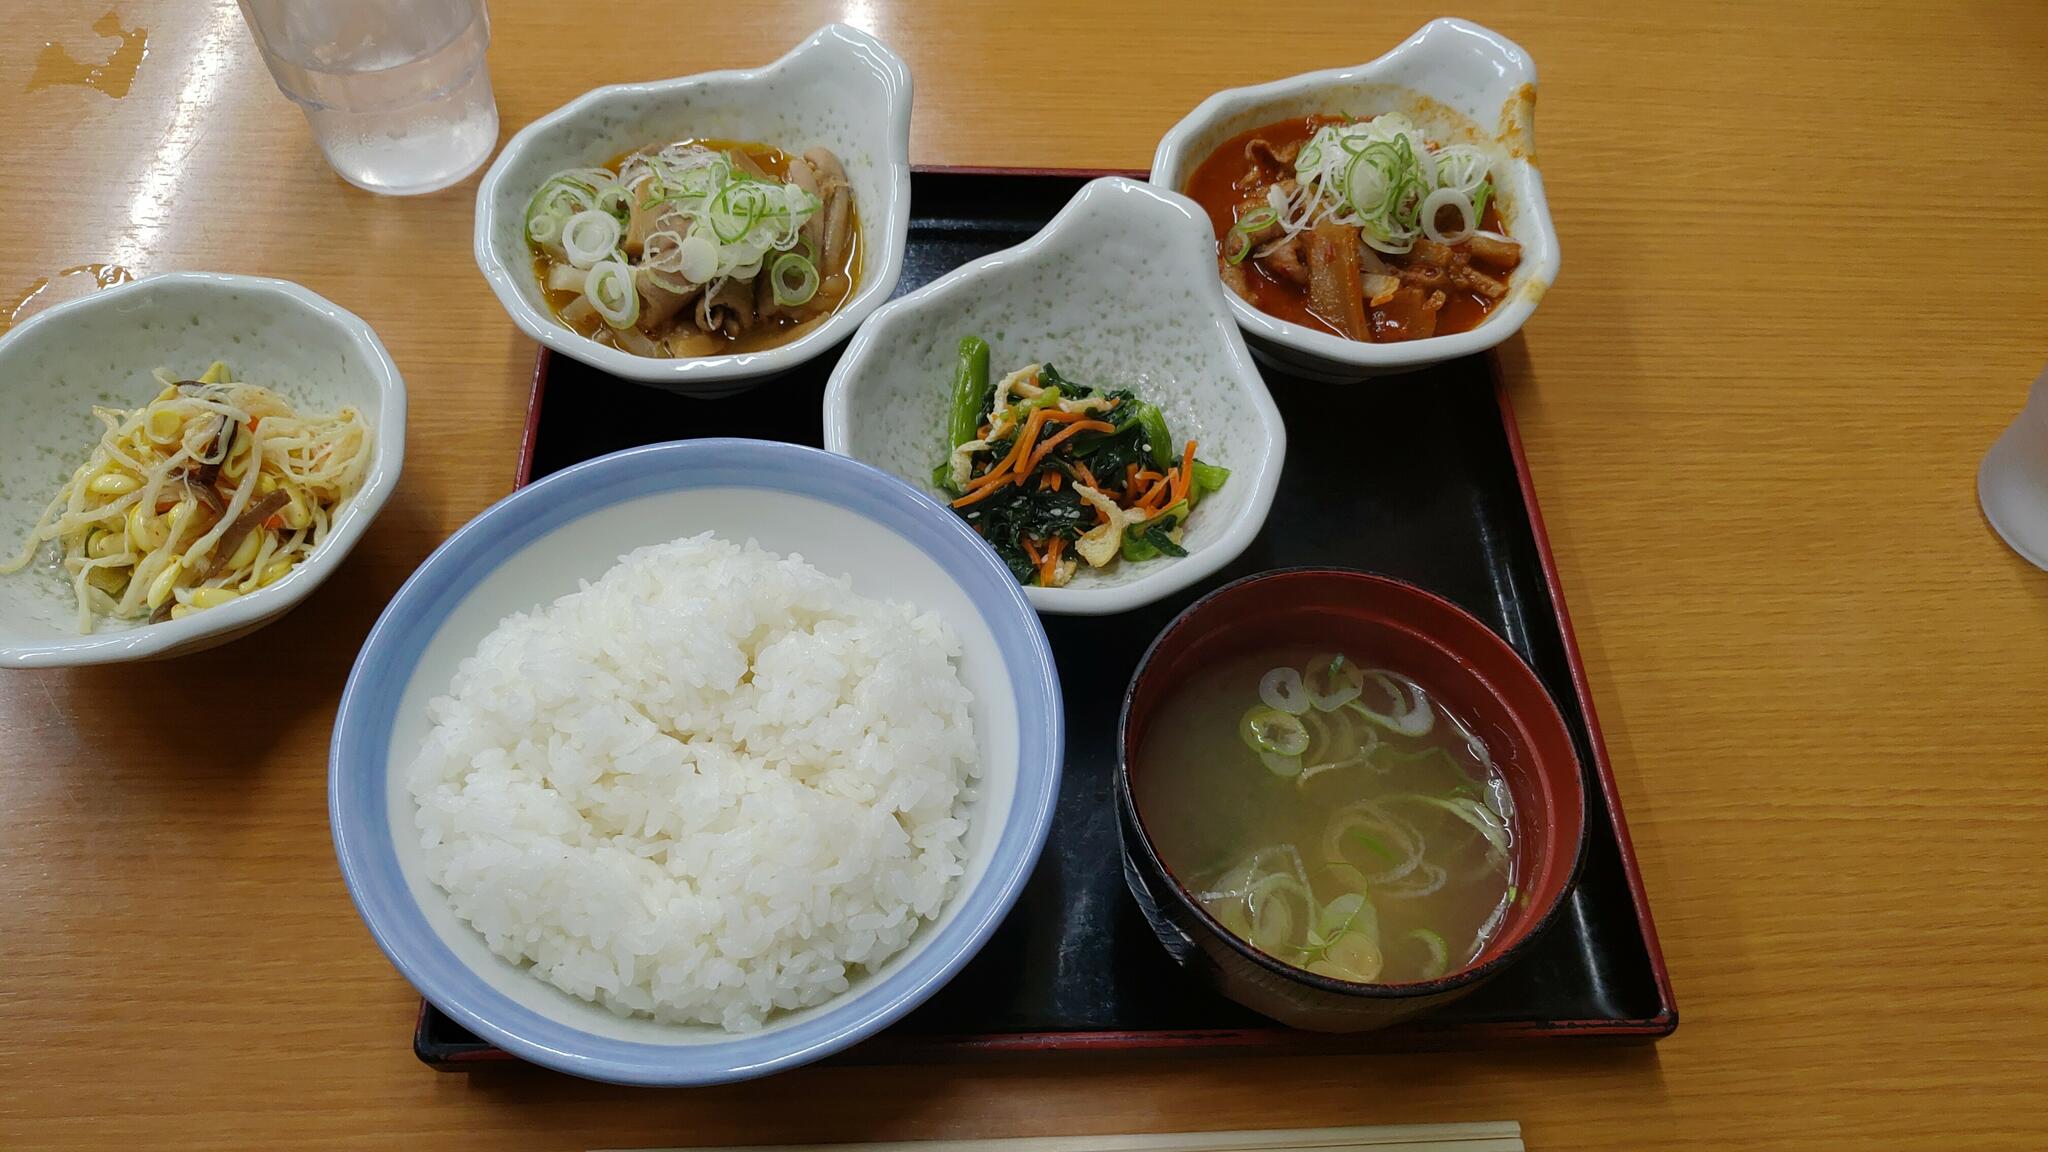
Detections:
5,1,2045,1147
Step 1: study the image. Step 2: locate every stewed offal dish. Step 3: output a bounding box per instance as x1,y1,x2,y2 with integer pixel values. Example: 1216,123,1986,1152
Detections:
1133,649,1519,984
934,336,1228,588
1186,114,1523,343
525,138,859,358
0,362,372,632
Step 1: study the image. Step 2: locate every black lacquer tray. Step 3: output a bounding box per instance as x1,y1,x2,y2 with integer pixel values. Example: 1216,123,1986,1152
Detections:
417,168,1675,1070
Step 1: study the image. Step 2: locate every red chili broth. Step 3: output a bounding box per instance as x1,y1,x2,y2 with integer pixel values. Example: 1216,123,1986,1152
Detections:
1184,115,1508,341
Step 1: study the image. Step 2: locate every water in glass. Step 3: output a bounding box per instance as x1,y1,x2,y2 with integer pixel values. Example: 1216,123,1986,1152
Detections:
238,0,498,195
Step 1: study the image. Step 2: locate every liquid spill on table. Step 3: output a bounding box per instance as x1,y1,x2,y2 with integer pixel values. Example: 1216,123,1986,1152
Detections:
28,11,148,98
0,265,135,334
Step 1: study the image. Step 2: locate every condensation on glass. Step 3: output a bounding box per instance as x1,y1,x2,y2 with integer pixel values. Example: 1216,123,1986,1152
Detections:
237,0,498,195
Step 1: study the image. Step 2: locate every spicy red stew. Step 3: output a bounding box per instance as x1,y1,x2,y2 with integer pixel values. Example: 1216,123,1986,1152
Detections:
1186,115,1522,344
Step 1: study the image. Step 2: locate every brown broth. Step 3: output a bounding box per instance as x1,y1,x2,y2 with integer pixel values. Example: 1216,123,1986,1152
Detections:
530,138,862,357
1184,116,1508,342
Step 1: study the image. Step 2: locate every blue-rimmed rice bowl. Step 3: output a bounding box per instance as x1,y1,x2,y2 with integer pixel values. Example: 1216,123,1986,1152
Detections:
329,438,1062,1084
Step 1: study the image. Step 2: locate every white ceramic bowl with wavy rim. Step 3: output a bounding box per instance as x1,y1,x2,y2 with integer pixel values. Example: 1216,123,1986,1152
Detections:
822,177,1286,616
1150,18,1559,382
0,272,405,667
474,24,912,399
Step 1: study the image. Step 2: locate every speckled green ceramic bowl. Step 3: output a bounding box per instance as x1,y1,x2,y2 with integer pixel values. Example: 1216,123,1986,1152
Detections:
473,24,912,398
0,272,405,667
821,177,1286,616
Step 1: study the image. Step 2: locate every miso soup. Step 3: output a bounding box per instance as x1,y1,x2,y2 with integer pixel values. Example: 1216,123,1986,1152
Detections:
1132,647,1518,983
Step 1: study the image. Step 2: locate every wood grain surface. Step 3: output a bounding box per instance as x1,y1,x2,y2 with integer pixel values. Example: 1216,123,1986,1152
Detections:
3,1,2046,1148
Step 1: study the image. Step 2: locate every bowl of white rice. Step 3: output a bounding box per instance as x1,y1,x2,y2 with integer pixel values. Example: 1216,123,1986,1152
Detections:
329,439,1062,1084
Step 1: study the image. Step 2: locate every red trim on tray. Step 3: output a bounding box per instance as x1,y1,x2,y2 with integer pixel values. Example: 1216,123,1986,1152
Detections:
875,1019,1674,1055
515,348,550,490
1492,372,1679,1034
425,1015,1673,1069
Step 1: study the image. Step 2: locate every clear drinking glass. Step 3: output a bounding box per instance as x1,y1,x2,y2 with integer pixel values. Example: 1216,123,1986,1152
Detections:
237,0,499,195
1980,364,2048,572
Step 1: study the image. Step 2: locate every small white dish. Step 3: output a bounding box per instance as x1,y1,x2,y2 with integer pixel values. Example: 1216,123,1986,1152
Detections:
1150,18,1560,382
0,272,406,667
822,177,1286,616
473,23,912,398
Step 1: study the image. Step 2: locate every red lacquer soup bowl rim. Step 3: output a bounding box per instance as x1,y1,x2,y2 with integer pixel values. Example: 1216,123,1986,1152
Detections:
1116,566,1590,1000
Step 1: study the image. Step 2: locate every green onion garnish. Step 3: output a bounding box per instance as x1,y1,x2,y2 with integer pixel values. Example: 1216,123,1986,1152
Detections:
770,252,819,307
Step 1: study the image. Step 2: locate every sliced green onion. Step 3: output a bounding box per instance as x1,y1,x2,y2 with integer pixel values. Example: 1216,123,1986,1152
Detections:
1278,113,1501,258
1246,872,1313,952
1236,206,1278,232
583,260,639,330
1313,931,1384,981
1223,227,1254,266
1223,206,1280,266
530,145,826,316
1345,826,1396,861
1311,891,1377,951
1420,187,1476,244
1303,652,1365,712
1344,670,1435,736
1384,792,1510,855
1260,750,1304,778
770,252,820,307
594,184,632,223
1258,666,1311,715
1472,179,1495,222
1239,705,1309,757
708,185,751,243
562,210,623,269
525,174,604,243
1407,928,1449,979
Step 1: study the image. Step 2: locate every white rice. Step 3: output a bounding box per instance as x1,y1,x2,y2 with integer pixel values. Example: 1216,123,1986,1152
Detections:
407,533,978,1032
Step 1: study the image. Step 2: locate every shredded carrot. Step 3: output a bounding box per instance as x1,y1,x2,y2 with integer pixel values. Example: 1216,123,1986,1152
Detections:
1048,471,1064,491
1041,536,1064,587
1174,439,1198,504
1072,461,1099,489
1124,463,1140,496
964,409,1050,493
1021,537,1043,566
1003,407,1048,467
950,482,1009,509
1135,475,1172,512
1038,471,1055,490
1026,419,1115,473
